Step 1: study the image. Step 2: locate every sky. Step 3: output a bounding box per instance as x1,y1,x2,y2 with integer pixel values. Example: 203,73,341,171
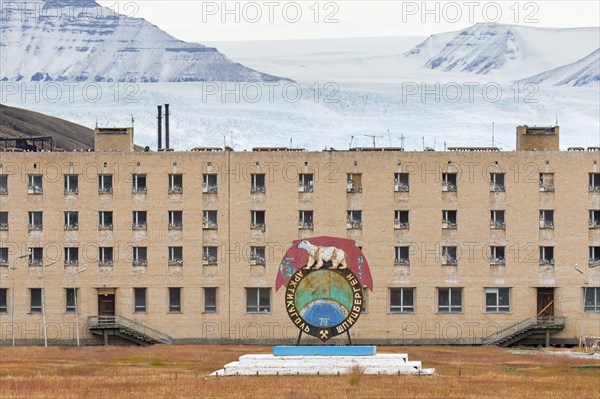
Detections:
97,0,600,41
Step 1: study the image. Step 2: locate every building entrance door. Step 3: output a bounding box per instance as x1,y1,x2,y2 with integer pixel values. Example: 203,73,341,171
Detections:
537,288,554,318
98,294,115,316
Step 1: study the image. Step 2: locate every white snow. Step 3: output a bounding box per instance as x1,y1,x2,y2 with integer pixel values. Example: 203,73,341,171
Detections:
519,49,600,87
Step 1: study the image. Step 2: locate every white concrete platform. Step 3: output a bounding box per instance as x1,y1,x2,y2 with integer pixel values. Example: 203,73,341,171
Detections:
211,353,434,376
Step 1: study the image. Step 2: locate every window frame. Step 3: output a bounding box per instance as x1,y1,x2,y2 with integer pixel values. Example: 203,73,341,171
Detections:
0,288,7,313
132,211,147,230
394,173,409,192
30,288,42,313
132,174,147,193
65,288,78,314
64,174,79,194
298,210,314,229
133,247,148,266
168,174,183,194
168,210,183,230
98,174,113,194
64,247,79,266
168,246,183,266
99,247,114,266
28,211,43,230
64,211,78,230
437,288,462,313
584,287,600,312
490,173,505,192
250,173,266,193
246,287,271,313
28,174,43,194
250,210,266,229
98,211,113,230
134,288,147,313
394,210,409,229
204,287,218,313
202,246,218,265
485,287,510,313
389,287,415,313
394,246,410,265
202,173,218,193
168,287,182,313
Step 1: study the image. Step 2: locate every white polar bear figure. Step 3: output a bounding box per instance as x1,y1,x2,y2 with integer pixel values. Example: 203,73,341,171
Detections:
297,240,347,269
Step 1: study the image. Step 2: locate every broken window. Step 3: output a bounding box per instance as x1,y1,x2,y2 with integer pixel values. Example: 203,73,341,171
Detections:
490,210,505,228
0,175,7,194
203,246,218,265
250,246,266,266
168,210,183,229
250,173,265,193
132,211,147,230
539,210,554,229
490,246,506,265
539,246,554,265
64,247,79,266
490,173,505,192
394,210,409,229
132,174,147,193
250,211,266,229
28,174,43,194
442,210,457,228
168,174,183,193
28,247,43,266
98,211,113,230
28,211,43,230
539,173,554,192
99,247,113,266
64,174,78,194
394,173,409,192
394,246,410,265
133,247,147,266
442,173,457,191
168,247,183,265
299,173,314,192
590,247,600,267
590,210,600,228
442,246,458,265
347,210,362,229
203,210,218,229
347,173,362,193
203,174,218,193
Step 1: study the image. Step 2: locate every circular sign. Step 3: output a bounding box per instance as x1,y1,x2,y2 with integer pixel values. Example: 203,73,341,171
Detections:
285,267,364,342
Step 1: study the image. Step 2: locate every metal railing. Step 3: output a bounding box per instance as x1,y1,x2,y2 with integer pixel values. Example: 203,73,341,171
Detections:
483,316,565,345
88,315,172,344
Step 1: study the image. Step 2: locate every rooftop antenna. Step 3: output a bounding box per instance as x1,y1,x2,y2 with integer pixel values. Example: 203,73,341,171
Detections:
555,114,558,126
363,134,384,148
422,137,425,151
492,122,495,147
433,137,437,151
230,130,233,149
223,135,226,149
349,136,354,150
400,134,405,149
387,129,392,147
290,137,293,149
444,141,447,151
130,114,135,128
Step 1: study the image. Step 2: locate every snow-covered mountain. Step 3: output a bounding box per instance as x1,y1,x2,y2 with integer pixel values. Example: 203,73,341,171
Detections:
519,49,600,87
0,0,287,82
405,23,600,79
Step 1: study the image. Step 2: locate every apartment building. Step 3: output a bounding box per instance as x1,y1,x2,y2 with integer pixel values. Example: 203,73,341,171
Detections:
0,125,598,345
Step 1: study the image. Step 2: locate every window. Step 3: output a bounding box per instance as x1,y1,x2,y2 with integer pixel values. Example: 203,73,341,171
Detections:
203,210,218,229
584,287,600,312
394,210,409,229
490,173,505,192
28,174,43,194
485,288,510,313
250,246,266,266
132,174,147,193
133,247,147,266
64,211,78,230
394,247,410,265
442,210,457,228
490,210,505,229
394,173,409,192
298,173,313,192
28,211,43,230
0,175,7,194
203,246,218,265
490,246,506,265
590,210,600,228
250,173,265,193
65,288,78,313
64,174,78,194
0,288,6,313
347,210,362,229
28,247,43,266
246,288,271,313
168,210,183,229
590,173,600,192
168,246,183,265
132,211,147,230
539,173,555,192
134,288,146,313
298,210,314,229
98,211,113,230
98,174,113,193
203,174,218,193
99,247,113,266
438,288,462,313
250,211,266,229
539,210,554,229
0,211,7,230
168,288,181,312
539,246,554,265
590,247,600,267
390,288,414,313
442,173,457,191
204,287,217,313
442,246,457,265
0,248,8,266
347,173,362,193
64,247,79,266
168,174,183,193
30,288,42,313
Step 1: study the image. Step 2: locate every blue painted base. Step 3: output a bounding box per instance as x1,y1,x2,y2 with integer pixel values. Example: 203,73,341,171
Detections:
273,346,377,357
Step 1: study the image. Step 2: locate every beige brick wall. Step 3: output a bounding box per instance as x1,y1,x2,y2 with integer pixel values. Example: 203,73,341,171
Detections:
0,148,599,344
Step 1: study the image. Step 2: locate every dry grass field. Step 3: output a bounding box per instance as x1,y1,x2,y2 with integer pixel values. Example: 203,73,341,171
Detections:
0,345,598,399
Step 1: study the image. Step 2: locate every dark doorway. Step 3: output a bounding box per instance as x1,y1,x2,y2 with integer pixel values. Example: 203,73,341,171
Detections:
98,294,115,316
537,288,554,317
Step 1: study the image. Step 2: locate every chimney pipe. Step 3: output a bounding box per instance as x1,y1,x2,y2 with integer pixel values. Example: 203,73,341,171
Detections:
165,104,170,149
157,105,162,150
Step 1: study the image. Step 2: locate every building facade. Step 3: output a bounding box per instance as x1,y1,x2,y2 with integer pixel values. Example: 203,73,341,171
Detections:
0,126,599,345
